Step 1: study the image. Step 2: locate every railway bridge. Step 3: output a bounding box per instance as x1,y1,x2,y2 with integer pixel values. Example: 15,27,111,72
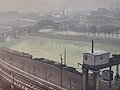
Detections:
0,58,65,90
0,19,74,42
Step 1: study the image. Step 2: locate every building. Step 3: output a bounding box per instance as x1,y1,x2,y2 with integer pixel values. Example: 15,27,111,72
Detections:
87,15,113,28
83,50,110,66
112,16,120,27
79,8,120,29
79,16,88,26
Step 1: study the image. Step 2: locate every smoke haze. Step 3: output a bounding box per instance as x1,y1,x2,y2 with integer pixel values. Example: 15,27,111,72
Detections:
0,0,119,12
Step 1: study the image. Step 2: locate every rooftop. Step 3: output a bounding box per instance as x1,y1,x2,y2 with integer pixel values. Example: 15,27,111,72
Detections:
87,50,110,55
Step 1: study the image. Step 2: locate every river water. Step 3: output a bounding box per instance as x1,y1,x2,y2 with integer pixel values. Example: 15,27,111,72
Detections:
1,35,120,72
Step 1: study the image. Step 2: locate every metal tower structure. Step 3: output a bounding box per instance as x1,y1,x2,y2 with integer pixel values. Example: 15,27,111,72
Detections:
79,40,120,90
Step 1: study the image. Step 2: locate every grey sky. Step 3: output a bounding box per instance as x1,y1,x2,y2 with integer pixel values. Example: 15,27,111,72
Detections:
0,0,119,12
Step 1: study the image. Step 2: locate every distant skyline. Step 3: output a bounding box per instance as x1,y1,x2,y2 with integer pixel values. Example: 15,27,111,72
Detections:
0,0,119,12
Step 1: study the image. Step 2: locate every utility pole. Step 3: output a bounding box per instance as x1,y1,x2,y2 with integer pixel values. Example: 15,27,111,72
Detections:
60,54,63,87
64,48,66,65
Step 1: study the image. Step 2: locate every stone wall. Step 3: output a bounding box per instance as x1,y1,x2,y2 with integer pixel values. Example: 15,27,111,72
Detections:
0,48,82,90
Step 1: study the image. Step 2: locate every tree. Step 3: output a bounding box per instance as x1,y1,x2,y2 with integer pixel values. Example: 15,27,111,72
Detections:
79,26,88,36
99,25,114,38
89,26,98,36
20,60,26,70
114,27,120,38
0,51,6,61
68,75,80,90
32,64,40,76
7,53,15,65
43,65,52,80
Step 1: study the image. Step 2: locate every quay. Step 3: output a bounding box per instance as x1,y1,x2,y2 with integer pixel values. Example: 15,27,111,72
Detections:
0,48,119,90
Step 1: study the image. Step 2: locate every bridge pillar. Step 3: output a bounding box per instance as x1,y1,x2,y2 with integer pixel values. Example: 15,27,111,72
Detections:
93,71,100,90
3,34,7,42
0,35,5,42
82,68,89,90
11,31,19,39
15,30,19,39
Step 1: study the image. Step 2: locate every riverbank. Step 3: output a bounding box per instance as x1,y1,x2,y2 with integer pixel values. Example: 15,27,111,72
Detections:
29,32,120,46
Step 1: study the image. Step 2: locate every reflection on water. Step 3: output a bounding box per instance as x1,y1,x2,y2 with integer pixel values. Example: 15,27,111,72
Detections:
1,36,120,71
9,36,91,69
56,31,120,39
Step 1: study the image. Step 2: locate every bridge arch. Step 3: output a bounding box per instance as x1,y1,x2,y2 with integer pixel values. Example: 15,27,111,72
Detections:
29,20,59,32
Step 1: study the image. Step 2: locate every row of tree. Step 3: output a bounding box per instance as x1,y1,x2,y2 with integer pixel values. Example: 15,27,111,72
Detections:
58,24,120,38
58,22,120,33
79,25,120,34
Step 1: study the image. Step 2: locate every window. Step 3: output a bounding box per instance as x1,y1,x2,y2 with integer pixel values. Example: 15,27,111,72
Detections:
100,55,103,60
85,55,87,60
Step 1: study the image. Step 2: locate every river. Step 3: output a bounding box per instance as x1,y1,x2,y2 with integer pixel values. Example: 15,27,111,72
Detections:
1,35,120,72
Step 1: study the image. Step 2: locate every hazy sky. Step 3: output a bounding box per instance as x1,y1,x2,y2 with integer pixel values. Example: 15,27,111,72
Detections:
0,0,119,12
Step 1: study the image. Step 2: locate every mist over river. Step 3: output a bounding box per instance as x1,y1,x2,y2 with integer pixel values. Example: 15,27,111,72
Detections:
1,36,120,72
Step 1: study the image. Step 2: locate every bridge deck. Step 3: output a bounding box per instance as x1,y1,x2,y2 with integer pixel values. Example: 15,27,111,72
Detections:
83,58,120,71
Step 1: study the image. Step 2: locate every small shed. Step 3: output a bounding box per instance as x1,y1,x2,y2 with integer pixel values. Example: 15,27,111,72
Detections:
83,50,110,66
102,70,113,81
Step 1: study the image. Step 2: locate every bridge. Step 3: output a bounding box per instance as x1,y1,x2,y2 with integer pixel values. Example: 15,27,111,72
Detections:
0,27,30,42
0,19,76,42
0,20,63,42
0,57,66,90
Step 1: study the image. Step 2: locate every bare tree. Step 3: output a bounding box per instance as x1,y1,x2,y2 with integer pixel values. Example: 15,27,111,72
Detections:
0,51,6,61
33,65,40,75
89,26,98,36
72,76,79,90
68,75,79,90
7,54,15,65
33,65,36,75
43,66,52,80
27,67,30,73
20,60,26,70
31,60,41,76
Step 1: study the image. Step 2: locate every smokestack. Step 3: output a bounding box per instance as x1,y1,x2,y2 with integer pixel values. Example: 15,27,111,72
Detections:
92,40,94,53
